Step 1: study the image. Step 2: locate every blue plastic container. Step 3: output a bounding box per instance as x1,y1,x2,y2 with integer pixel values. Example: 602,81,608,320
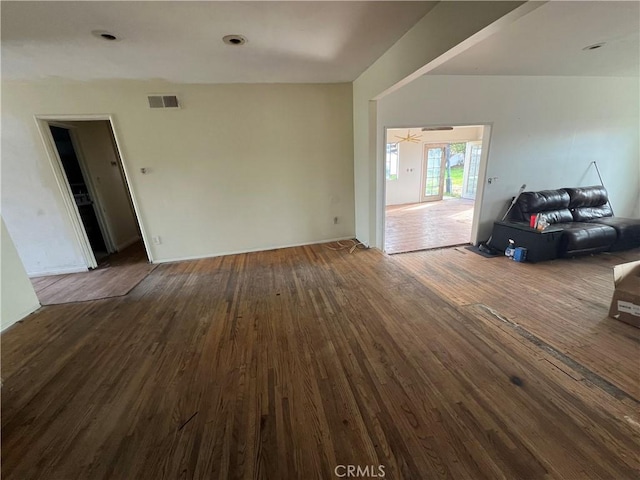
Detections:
513,247,528,262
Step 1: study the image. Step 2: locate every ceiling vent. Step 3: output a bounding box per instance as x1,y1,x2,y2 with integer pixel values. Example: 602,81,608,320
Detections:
147,95,180,109
422,126,454,131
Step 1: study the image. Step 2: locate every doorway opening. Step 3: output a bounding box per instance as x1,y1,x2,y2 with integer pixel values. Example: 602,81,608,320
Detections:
49,125,110,261
30,118,152,303
37,118,149,269
384,125,487,254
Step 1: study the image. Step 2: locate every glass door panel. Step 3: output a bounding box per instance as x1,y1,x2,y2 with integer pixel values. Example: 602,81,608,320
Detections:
421,145,446,202
462,142,482,199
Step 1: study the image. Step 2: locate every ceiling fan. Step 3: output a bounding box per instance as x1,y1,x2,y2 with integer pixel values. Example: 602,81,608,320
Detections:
394,129,422,143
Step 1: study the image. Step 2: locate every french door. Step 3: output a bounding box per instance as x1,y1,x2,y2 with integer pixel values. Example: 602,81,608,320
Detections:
421,144,446,202
462,141,482,200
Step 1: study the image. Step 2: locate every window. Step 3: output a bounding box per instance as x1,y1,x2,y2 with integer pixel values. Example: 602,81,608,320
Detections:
386,143,399,181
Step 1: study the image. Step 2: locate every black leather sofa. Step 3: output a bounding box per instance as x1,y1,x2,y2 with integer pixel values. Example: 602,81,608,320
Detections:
507,185,640,257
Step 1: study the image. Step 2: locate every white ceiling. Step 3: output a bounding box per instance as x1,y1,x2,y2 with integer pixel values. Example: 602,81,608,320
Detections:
430,1,640,77
1,1,436,83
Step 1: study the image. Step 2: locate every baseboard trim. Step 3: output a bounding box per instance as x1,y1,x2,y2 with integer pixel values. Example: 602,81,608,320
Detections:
28,266,88,277
155,236,357,264
1,302,41,332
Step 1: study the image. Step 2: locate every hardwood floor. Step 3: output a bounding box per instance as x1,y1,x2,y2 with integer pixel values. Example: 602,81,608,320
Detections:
385,198,474,254
2,244,639,479
31,242,155,305
394,247,640,400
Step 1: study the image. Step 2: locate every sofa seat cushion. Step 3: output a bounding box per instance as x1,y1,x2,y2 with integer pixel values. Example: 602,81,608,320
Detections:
538,209,574,224
588,217,640,251
571,205,613,222
556,222,617,256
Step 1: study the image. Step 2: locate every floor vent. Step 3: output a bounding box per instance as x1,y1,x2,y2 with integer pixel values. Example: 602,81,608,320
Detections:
148,95,180,109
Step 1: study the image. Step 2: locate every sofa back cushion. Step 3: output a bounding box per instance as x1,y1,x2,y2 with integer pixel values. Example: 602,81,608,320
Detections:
563,186,612,221
509,189,571,224
563,186,609,208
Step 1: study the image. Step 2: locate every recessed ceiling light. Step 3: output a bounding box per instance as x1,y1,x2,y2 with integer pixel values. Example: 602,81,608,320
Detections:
223,35,247,46
583,42,605,51
92,30,119,41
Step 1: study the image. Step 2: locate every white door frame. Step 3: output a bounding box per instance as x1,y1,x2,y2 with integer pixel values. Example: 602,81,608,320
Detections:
381,124,492,251
470,128,491,244
34,114,153,266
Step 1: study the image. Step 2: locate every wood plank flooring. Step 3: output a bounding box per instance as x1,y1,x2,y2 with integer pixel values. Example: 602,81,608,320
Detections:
2,244,639,479
385,198,474,254
394,246,640,400
31,242,155,305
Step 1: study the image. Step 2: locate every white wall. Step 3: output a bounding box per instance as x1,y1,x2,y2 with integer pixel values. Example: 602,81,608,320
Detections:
1,217,40,330
379,76,640,242
385,126,483,206
353,1,530,246
67,120,140,250
2,81,355,272
2,114,89,276
385,140,423,206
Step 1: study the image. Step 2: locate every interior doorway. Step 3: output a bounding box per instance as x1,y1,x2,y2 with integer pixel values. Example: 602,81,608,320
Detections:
384,125,488,254
49,125,110,261
38,117,149,269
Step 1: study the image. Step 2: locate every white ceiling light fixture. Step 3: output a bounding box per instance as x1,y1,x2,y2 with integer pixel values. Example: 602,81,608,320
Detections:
223,35,247,46
91,30,119,41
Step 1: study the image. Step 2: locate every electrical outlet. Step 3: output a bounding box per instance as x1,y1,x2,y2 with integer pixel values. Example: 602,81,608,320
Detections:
152,236,162,245
334,216,339,225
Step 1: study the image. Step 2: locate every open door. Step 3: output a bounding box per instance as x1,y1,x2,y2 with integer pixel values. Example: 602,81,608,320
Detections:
48,125,112,262
420,144,446,202
462,141,482,200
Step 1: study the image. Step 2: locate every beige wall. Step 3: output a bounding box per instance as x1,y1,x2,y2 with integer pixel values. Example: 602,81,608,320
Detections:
2,81,355,272
1,217,40,330
67,120,140,251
